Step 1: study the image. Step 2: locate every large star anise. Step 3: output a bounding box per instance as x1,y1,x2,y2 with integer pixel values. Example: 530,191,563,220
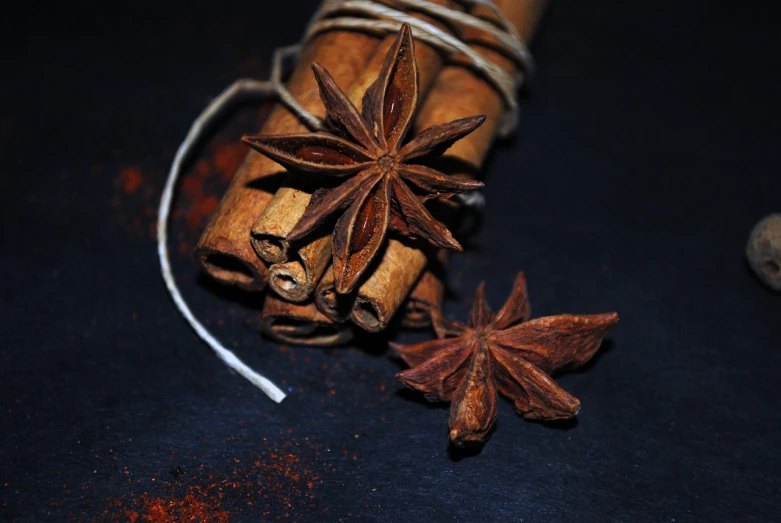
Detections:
243,24,485,293
393,273,619,447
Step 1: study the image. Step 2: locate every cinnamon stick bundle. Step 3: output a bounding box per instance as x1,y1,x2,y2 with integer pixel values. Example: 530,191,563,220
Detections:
195,0,547,347
262,266,440,345
194,8,381,291
347,0,548,331
254,0,461,302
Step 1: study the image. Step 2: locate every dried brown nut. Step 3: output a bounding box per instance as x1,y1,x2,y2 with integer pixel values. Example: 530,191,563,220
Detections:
746,213,781,292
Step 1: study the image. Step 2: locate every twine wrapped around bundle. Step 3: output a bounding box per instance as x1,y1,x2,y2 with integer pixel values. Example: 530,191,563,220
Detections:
158,0,547,402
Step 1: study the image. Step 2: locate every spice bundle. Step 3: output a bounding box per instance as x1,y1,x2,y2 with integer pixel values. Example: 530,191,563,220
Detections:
195,0,547,342
181,0,620,446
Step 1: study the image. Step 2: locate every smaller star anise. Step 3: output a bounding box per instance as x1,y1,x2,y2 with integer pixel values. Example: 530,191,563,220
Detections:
243,24,485,294
392,273,619,447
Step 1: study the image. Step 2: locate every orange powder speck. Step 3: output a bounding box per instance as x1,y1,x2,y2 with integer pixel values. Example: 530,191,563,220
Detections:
119,167,144,194
213,142,247,182
187,195,220,232
111,105,265,245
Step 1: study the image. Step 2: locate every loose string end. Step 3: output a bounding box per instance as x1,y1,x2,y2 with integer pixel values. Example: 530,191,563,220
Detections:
157,78,292,403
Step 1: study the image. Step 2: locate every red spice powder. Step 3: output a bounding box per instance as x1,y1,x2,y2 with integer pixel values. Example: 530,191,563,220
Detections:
212,142,247,183
111,107,268,247
97,433,327,522
118,167,144,194
120,491,230,523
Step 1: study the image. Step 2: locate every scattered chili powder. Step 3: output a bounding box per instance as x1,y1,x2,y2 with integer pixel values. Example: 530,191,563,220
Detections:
96,433,328,522
120,491,230,523
118,167,144,194
212,142,247,183
110,103,272,249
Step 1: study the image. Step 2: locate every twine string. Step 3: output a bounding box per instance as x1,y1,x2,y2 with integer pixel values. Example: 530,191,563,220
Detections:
305,0,532,134
157,80,288,403
158,0,533,402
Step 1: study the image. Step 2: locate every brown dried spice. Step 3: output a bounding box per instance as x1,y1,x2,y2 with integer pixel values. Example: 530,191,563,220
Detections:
243,24,485,294
393,273,619,447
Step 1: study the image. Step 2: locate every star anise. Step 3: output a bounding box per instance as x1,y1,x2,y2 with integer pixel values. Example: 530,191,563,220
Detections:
392,273,619,447
243,24,486,293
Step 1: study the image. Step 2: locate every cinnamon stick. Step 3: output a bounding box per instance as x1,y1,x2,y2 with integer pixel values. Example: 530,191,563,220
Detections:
400,266,445,329
416,0,547,168
194,7,381,290
348,0,548,331
256,0,461,301
349,239,427,331
314,266,351,322
260,293,354,346
400,248,448,329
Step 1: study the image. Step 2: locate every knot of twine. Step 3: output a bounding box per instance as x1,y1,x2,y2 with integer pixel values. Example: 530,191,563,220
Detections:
158,0,534,403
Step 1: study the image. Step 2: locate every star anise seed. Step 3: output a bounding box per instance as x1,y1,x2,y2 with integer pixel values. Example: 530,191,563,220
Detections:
392,273,619,447
243,24,486,294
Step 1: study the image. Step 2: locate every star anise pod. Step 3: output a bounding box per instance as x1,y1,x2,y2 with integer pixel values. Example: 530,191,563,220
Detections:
392,273,619,447
243,24,486,293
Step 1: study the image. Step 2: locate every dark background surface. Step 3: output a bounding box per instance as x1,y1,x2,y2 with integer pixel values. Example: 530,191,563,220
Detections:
2,1,780,521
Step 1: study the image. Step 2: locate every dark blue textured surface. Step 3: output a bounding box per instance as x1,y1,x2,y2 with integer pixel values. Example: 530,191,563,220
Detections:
1,1,780,521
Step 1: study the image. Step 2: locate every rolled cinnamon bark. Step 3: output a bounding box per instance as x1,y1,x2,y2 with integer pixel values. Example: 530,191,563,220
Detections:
266,232,332,302
257,0,462,301
416,0,547,168
194,4,381,291
314,266,351,322
400,265,445,329
348,0,548,331
260,293,354,346
349,239,427,331
402,247,448,328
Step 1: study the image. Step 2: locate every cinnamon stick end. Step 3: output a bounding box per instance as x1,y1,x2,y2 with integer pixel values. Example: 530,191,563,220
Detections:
194,245,266,292
268,262,312,303
351,297,386,333
251,233,290,264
